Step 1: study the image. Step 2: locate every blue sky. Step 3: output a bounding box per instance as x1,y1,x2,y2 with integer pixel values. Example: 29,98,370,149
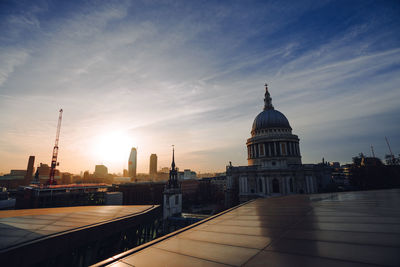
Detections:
0,0,399,174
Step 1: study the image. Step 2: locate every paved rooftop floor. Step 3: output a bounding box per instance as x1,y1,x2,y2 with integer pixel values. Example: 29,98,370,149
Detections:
0,205,156,252
96,189,400,267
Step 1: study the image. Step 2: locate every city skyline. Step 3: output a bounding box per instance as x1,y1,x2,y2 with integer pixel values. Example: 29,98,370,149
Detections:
1,1,400,174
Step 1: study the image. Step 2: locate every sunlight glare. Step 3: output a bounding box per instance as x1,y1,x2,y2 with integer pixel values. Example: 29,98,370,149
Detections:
92,131,134,167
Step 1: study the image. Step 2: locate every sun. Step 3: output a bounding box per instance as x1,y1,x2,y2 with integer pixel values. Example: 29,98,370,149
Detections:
92,131,134,166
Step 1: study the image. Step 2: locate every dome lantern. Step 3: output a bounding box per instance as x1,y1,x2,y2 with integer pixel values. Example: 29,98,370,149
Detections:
263,83,274,111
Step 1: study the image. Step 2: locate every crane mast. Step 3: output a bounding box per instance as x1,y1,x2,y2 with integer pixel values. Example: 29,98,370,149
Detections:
385,136,395,164
48,109,63,185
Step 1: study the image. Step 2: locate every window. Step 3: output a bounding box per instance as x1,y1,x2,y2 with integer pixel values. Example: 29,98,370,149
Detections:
259,144,265,156
272,179,280,193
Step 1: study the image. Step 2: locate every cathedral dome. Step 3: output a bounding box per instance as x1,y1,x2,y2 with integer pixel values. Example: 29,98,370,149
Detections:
246,84,301,167
251,84,292,133
252,109,291,131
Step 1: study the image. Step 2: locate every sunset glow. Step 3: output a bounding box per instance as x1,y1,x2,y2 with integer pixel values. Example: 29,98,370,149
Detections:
0,1,399,175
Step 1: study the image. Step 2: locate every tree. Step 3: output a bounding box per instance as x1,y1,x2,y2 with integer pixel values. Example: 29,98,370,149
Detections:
385,154,400,165
352,153,365,166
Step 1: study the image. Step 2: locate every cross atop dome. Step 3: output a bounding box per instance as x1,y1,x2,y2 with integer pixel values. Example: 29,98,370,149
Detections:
263,83,274,110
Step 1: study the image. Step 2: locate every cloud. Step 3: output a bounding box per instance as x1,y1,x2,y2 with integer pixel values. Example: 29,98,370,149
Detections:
0,0,399,173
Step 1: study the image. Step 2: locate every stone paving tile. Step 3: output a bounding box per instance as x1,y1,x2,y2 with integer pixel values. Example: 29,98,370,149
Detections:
294,221,400,233
154,237,259,266
121,247,230,267
195,224,284,237
266,238,400,266
178,230,272,249
283,229,400,247
243,250,379,267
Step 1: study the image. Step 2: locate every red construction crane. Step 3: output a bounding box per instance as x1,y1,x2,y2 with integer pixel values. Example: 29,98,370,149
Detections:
47,109,63,185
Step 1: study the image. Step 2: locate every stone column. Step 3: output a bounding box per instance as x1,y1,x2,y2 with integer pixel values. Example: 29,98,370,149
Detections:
262,177,266,194
286,177,290,194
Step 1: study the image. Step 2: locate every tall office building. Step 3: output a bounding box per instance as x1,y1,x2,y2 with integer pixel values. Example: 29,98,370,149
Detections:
25,156,35,183
128,148,137,181
149,154,157,176
94,165,108,178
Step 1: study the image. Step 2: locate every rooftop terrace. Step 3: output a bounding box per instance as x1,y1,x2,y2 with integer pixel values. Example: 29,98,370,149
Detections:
0,205,161,266
94,189,400,267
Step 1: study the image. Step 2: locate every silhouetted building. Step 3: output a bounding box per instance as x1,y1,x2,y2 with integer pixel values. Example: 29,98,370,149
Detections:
116,181,166,205
26,155,35,178
129,148,137,181
178,169,197,180
15,184,112,209
163,147,182,219
9,170,27,176
160,167,169,174
0,156,35,189
149,154,157,176
94,165,108,177
61,172,72,184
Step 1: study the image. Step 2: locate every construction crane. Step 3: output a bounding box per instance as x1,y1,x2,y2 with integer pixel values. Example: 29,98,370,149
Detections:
47,109,63,185
385,136,395,164
370,145,375,158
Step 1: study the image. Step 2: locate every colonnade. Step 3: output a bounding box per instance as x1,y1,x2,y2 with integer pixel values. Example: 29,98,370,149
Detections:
248,141,300,159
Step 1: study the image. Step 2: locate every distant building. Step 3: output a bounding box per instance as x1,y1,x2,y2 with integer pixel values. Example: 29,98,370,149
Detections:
0,156,35,189
94,165,108,177
149,154,157,176
15,184,112,209
329,162,340,168
9,170,27,176
226,85,330,206
61,172,72,184
177,169,197,180
116,181,166,205
35,163,60,183
123,169,129,177
163,147,182,219
128,148,137,181
160,167,169,174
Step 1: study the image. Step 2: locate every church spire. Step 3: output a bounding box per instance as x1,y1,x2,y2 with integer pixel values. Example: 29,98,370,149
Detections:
171,145,175,170
263,83,274,110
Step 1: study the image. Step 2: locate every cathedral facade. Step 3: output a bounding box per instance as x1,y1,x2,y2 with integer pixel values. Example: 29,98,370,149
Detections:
226,85,329,205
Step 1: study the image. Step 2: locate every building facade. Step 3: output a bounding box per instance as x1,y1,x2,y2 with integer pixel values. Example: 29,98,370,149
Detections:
0,156,35,189
128,148,137,181
226,84,326,206
163,147,182,219
149,154,157,176
94,164,108,177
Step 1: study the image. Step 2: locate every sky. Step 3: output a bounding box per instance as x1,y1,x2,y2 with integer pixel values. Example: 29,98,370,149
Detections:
0,0,399,175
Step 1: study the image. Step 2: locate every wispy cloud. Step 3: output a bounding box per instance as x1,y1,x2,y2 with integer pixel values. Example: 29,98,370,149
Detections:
0,0,399,173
